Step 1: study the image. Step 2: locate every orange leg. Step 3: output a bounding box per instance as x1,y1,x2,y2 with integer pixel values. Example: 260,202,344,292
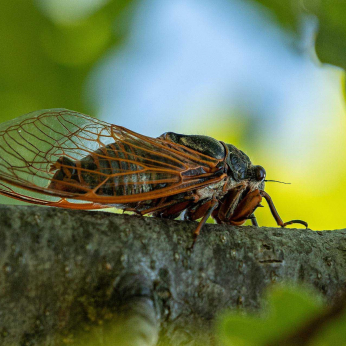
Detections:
153,200,192,219
123,194,198,217
186,198,219,247
260,191,308,228
216,183,247,222
229,189,262,225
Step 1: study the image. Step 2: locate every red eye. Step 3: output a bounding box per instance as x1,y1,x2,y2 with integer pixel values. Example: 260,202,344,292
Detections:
255,165,266,181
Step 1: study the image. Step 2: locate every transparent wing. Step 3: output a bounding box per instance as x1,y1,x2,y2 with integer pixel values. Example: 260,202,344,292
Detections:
0,109,224,208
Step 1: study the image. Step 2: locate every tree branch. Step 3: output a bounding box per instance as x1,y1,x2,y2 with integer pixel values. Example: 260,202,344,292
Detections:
0,205,345,345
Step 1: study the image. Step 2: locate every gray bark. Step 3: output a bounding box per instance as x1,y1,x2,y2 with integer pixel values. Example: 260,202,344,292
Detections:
0,205,345,345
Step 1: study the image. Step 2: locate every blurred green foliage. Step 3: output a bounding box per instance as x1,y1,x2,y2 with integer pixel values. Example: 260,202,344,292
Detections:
0,0,132,122
252,0,346,75
218,285,346,346
52,285,346,345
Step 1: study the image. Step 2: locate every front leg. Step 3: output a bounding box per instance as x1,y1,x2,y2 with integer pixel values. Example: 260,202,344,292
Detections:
211,183,247,223
260,191,308,228
185,198,219,246
224,189,308,228
228,189,263,226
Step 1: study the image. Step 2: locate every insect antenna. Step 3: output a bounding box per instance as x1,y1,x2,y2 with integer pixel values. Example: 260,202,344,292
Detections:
264,180,291,184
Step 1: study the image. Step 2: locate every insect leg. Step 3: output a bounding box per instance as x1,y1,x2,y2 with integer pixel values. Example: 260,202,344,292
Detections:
186,198,219,247
138,195,197,217
212,183,247,223
152,200,193,219
260,191,308,228
249,213,259,227
229,189,262,225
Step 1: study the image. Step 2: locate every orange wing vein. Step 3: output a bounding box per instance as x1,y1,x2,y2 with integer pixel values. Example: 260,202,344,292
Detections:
0,109,225,209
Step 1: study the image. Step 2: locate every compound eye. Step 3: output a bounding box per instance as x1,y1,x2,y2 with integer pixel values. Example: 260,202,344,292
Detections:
255,165,266,181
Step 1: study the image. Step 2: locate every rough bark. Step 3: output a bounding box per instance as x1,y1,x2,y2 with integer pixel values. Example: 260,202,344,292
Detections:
0,205,345,345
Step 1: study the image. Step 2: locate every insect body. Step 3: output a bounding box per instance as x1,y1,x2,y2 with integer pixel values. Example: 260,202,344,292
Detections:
0,109,307,242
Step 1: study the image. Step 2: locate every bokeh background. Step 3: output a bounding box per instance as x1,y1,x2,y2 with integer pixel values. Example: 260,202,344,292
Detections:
1,0,346,230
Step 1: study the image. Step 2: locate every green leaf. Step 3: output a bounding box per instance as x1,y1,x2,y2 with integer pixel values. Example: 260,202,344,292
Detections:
252,0,300,32
218,285,323,346
0,0,133,121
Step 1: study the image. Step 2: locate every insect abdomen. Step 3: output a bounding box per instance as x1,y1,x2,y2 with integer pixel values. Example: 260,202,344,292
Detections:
52,142,181,197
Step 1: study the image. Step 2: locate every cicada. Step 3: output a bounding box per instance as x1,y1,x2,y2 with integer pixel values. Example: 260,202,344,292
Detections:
0,109,307,242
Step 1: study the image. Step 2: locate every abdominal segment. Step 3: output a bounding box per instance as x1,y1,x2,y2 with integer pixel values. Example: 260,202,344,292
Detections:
48,142,180,197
